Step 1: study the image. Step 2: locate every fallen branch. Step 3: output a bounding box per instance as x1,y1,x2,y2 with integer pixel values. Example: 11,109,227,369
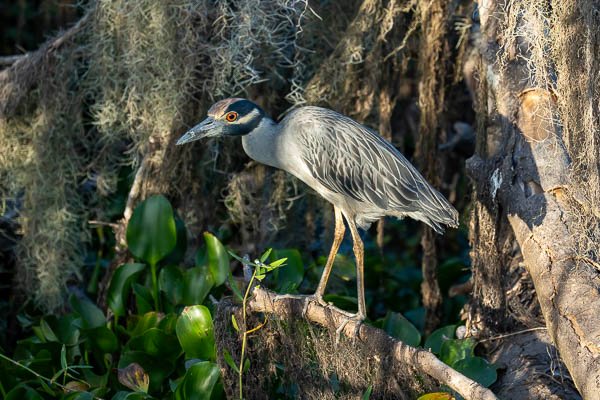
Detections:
249,286,497,400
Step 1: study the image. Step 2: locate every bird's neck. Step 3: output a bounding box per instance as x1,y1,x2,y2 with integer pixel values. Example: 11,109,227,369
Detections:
241,117,284,169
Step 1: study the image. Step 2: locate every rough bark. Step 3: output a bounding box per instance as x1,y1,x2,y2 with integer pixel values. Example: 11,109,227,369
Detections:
468,1,600,397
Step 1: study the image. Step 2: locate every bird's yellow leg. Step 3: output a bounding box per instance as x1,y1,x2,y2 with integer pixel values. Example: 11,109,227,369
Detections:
347,218,366,320
314,206,345,304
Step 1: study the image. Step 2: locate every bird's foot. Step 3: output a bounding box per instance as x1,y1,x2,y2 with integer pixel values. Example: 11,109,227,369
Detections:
335,313,365,346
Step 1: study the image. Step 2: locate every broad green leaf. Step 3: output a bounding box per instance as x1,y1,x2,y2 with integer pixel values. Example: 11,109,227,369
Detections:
39,319,58,342
107,263,146,318
272,249,303,293
222,349,239,373
5,384,44,400
159,265,184,306
161,215,188,265
424,325,457,355
126,195,177,265
63,391,95,400
176,305,216,361
111,391,148,400
174,361,221,400
417,393,455,400
54,314,80,346
453,356,497,387
127,312,163,338
182,266,213,306
383,311,421,347
87,326,118,354
118,362,150,393
204,232,230,286
127,328,181,362
70,295,106,329
439,338,476,367
132,283,153,315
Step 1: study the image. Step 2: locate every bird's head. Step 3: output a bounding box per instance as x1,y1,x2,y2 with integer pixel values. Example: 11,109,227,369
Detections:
176,98,265,145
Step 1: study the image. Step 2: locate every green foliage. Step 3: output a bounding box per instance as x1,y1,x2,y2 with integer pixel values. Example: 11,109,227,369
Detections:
176,306,216,361
383,311,421,347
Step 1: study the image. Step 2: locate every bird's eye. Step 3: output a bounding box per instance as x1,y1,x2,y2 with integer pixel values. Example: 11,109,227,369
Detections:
225,112,238,122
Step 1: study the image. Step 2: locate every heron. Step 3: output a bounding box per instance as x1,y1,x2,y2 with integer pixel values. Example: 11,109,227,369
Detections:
177,98,458,325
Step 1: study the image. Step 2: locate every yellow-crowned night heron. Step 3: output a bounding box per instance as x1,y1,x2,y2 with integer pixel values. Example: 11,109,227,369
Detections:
177,98,458,324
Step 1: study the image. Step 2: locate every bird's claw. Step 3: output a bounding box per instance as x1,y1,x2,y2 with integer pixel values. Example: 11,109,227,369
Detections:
334,314,365,346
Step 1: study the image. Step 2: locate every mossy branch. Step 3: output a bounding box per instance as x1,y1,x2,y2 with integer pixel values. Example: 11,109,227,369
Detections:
248,286,498,400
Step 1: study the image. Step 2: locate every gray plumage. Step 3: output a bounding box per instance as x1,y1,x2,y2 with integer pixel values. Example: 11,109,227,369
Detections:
241,106,458,233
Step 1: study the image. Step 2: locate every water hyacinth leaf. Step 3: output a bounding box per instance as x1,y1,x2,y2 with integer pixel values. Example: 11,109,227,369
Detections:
383,311,421,347
132,283,153,315
70,295,106,329
88,326,119,354
176,305,216,361
126,194,177,265
439,338,476,367
118,362,150,393
5,384,44,400
127,311,163,338
159,265,184,306
161,215,188,265
107,263,146,318
182,266,213,306
203,232,230,286
127,328,181,362
452,356,498,387
174,361,221,400
272,249,303,293
424,325,457,355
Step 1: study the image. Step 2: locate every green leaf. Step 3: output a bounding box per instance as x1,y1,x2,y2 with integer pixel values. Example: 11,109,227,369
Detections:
424,325,456,355
5,384,44,400
118,362,150,393
453,356,497,387
126,194,177,265
361,385,373,400
204,232,230,286
87,326,118,354
107,263,146,318
439,338,476,367
383,311,421,347
111,391,148,400
161,215,188,265
127,312,163,338
272,249,303,293
39,319,58,342
174,361,221,400
176,305,216,361
127,328,182,362
222,349,239,373
231,314,239,332
159,265,184,306
260,248,272,263
182,266,214,306
132,283,153,315
70,295,106,329
417,393,455,400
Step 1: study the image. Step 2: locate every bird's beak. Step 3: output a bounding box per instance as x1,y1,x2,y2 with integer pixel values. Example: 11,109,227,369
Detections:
176,117,224,145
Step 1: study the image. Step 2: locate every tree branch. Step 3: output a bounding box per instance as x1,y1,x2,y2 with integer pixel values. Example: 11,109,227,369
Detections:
249,287,498,400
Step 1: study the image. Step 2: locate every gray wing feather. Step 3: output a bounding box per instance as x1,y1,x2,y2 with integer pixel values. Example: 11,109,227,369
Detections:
286,107,458,231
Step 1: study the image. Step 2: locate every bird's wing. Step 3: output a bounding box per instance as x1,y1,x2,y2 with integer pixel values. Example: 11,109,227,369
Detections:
288,107,458,228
